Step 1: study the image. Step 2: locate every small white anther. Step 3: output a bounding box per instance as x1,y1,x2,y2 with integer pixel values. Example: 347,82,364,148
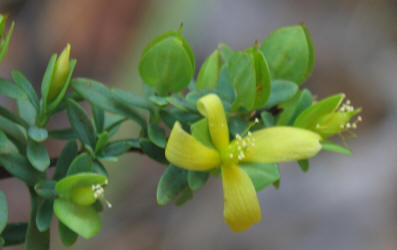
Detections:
254,118,259,123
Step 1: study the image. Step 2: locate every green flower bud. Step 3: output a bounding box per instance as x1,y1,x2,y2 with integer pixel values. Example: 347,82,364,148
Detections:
139,30,195,95
48,44,71,102
294,94,362,139
196,49,221,90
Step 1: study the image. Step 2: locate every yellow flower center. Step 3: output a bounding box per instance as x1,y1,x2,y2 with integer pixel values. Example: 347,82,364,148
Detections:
221,132,256,165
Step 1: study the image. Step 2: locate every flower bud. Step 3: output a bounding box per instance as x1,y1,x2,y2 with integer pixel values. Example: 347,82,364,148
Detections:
48,44,71,102
294,94,361,139
139,30,195,95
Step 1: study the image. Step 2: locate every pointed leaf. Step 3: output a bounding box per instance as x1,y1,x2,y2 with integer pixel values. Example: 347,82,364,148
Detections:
298,159,310,172
66,99,96,149
12,71,40,111
321,140,352,155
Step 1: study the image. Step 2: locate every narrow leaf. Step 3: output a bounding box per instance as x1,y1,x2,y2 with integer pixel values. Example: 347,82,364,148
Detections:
66,99,96,149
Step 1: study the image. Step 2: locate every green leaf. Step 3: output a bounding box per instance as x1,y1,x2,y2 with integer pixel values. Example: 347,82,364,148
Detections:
294,93,345,129
228,51,256,110
24,191,50,250
101,139,139,157
265,80,298,108
48,128,77,140
246,46,272,109
58,221,78,247
139,31,195,95
0,105,29,128
149,95,168,106
93,161,108,177
298,159,310,172
228,116,249,137
17,100,37,126
218,43,233,62
175,187,193,206
0,21,14,62
27,140,50,172
240,162,280,191
54,198,101,239
28,126,48,143
148,123,166,148
92,105,104,133
260,25,315,84
139,138,167,163
67,153,93,176
0,191,7,234
321,140,352,155
95,131,109,154
12,71,40,111
277,89,313,126
216,66,235,105
111,88,153,111
66,99,96,149
0,78,26,100
1,223,27,246
191,118,214,148
36,199,53,232
196,49,221,89
261,111,274,128
71,78,148,129
187,171,209,191
0,153,44,186
53,141,78,181
0,114,27,152
157,164,188,205
34,180,57,199
40,54,57,113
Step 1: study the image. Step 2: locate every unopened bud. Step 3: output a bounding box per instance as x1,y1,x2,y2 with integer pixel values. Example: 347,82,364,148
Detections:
48,44,71,102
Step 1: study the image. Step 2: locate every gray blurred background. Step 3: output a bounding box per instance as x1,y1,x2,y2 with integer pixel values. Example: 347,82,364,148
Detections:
0,0,396,249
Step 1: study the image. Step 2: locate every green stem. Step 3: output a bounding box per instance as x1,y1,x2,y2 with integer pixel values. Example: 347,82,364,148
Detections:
24,187,50,250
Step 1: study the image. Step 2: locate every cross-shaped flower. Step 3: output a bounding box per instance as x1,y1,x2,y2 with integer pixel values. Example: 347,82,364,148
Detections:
165,93,322,232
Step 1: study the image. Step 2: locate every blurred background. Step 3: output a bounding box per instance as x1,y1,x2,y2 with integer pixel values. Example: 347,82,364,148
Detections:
0,0,396,249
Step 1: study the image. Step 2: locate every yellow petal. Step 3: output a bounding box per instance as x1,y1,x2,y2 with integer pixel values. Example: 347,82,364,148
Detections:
197,94,229,151
222,163,261,232
244,126,321,163
165,122,220,171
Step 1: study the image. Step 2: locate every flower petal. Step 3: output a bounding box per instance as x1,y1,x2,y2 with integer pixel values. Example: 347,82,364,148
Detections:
165,122,220,171
197,94,229,151
222,163,261,232
244,126,321,163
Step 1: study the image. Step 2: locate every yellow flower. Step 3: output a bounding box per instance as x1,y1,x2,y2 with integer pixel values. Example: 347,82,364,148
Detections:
165,94,322,232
